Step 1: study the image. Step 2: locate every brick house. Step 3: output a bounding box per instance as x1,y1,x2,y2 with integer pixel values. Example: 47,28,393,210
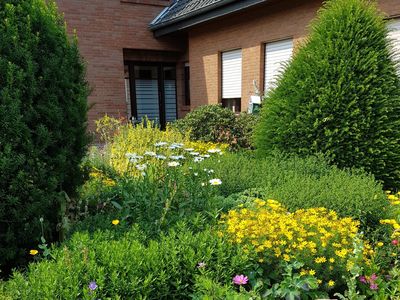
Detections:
56,0,400,130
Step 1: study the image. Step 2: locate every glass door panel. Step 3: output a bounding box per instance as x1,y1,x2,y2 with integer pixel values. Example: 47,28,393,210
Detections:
163,66,177,123
134,65,160,123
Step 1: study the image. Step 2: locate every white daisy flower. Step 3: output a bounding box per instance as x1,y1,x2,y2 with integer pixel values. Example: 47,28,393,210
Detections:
208,169,214,174
144,151,157,156
156,154,167,160
136,164,147,171
184,148,195,151
194,157,204,163
201,154,210,158
190,152,200,156
126,153,143,162
168,161,180,167
209,178,222,186
208,149,221,153
170,155,185,160
155,142,168,147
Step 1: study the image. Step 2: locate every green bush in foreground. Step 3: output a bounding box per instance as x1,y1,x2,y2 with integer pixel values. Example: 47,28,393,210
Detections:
0,0,89,272
255,0,400,188
0,225,254,300
201,152,391,229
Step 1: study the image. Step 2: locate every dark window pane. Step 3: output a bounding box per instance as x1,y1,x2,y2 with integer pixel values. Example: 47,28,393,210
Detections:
184,64,190,106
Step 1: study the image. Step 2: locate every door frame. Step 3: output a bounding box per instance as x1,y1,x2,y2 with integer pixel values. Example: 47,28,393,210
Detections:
125,61,178,128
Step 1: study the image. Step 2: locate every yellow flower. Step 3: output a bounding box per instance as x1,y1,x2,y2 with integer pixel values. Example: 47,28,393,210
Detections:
283,254,291,262
112,219,120,225
328,280,335,287
317,279,322,285
315,256,327,264
29,249,38,256
309,269,316,276
329,258,335,263
377,242,384,247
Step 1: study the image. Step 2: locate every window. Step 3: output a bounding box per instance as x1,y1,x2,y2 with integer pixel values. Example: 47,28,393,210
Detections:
264,39,293,95
222,49,242,112
184,62,190,106
388,18,400,74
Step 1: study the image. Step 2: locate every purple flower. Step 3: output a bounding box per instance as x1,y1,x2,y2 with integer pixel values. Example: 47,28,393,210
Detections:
197,262,206,269
89,281,98,291
370,274,378,281
232,274,248,285
370,283,379,290
359,276,367,284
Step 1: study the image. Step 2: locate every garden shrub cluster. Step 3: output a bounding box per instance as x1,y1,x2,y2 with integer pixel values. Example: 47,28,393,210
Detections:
0,0,89,272
202,152,391,230
255,0,400,188
175,105,259,150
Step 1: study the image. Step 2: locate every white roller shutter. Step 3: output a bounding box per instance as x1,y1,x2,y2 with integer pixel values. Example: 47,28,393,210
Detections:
222,49,242,99
264,39,293,94
388,19,400,74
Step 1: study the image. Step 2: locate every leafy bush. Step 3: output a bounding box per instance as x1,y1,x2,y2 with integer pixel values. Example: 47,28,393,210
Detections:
201,152,391,229
175,105,258,149
0,0,89,272
254,0,400,188
0,225,255,299
221,199,369,294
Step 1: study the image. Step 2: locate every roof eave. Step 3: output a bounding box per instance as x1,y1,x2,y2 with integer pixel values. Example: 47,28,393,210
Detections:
151,0,268,37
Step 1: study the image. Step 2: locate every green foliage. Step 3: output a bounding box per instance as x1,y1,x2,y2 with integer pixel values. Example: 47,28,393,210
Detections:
255,0,400,188
0,0,89,272
235,112,259,149
0,225,255,299
201,152,391,229
175,105,258,149
76,161,225,237
192,276,259,300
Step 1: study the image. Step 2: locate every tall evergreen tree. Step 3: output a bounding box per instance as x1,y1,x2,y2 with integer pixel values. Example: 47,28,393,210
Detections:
255,0,400,188
0,0,89,272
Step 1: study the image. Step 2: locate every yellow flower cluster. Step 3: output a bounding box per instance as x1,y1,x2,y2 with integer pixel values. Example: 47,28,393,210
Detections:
184,141,229,154
221,199,364,285
380,191,400,239
89,167,116,187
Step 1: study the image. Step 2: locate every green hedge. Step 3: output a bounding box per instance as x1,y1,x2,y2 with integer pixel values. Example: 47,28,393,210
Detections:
0,225,254,299
200,152,391,229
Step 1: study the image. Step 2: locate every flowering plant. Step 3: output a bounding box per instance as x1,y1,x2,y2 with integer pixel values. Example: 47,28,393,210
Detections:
220,199,371,292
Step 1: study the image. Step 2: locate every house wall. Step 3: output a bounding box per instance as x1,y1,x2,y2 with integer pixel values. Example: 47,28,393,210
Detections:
188,0,400,112
56,0,188,131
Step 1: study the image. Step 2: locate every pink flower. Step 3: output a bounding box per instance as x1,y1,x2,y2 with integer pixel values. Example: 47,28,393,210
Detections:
359,276,367,284
370,274,378,281
370,283,378,290
392,240,399,246
232,274,248,285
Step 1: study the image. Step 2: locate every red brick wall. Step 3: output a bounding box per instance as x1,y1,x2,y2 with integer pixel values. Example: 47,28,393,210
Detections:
56,0,187,131
188,0,400,112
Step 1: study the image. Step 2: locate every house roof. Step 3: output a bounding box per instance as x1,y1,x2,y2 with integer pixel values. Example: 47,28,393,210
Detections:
150,0,269,37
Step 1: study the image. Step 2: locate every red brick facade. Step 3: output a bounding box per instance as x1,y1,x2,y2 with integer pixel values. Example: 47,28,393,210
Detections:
56,0,400,131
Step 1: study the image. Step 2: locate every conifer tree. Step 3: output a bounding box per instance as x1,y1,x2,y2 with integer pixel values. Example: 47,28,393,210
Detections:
255,0,400,188
0,0,89,272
